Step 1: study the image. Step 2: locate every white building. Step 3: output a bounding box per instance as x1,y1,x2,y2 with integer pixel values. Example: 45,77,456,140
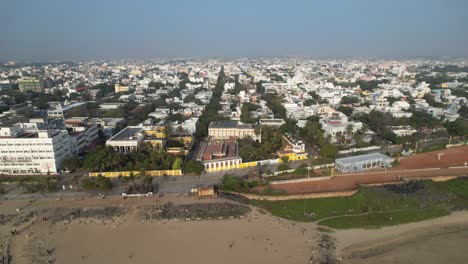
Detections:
106,126,145,153
388,126,417,137
0,127,76,175
320,115,362,142
172,117,198,133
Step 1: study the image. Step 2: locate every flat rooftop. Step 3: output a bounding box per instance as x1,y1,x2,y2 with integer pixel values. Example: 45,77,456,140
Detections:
209,120,256,129
108,127,143,141
209,121,238,129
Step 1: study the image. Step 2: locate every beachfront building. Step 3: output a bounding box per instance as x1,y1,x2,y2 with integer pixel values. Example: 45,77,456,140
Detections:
106,126,167,152
106,126,145,153
196,138,242,172
335,153,394,173
0,127,76,175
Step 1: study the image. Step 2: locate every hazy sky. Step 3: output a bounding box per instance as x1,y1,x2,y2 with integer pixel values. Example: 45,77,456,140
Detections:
1,0,468,60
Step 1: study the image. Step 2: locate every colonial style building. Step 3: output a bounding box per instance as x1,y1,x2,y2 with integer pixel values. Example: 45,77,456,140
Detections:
196,138,242,172
208,121,261,142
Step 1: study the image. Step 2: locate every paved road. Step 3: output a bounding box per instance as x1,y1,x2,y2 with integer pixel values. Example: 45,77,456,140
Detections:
157,174,222,193
158,160,309,193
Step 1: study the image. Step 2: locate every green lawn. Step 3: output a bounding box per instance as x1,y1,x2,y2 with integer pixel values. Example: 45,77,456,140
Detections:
253,178,468,229
317,209,449,229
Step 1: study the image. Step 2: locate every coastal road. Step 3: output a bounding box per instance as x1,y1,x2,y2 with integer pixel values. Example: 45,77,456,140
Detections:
158,160,309,193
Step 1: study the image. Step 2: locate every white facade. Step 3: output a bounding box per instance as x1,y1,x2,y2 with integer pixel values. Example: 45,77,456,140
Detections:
388,126,417,137
172,117,198,133
0,129,75,175
106,126,145,153
320,115,362,142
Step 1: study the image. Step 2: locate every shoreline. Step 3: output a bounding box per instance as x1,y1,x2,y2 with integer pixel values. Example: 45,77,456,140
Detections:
334,211,468,263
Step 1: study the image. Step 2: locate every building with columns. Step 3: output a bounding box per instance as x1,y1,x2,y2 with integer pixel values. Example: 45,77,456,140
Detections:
106,126,145,153
196,138,242,172
208,121,261,142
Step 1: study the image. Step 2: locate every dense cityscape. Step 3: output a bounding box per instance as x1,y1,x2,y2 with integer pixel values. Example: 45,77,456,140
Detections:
0,58,466,179
1,0,468,263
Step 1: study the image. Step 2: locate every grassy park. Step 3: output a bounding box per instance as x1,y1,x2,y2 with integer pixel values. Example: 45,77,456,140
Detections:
253,178,468,229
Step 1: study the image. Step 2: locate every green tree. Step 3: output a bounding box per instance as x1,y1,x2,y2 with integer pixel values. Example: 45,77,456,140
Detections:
320,144,338,158
62,158,82,172
183,160,205,174
458,105,468,119
300,120,325,147
445,119,468,136
340,96,359,105
221,175,240,191
337,106,353,117
240,102,259,124
172,157,183,170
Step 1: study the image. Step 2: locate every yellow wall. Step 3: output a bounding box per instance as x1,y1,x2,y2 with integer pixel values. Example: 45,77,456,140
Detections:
205,153,308,172
144,130,166,138
170,135,193,145
114,84,129,93
89,170,182,178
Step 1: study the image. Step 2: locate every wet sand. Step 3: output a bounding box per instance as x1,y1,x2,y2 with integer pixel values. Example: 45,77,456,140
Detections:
335,211,468,264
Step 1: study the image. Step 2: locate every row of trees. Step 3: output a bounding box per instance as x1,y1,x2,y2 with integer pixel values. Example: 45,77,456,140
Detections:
194,67,228,140
83,144,183,172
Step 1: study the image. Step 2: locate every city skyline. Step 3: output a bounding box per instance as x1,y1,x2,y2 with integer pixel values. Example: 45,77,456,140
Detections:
2,0,468,61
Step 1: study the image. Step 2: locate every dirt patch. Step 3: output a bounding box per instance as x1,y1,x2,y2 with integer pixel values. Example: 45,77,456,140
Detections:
310,234,338,264
396,145,468,170
0,212,35,227
49,207,125,223
140,202,251,220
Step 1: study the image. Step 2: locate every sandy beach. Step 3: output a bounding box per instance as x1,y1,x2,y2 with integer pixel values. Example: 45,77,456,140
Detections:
2,195,468,264
0,196,318,264
335,211,468,264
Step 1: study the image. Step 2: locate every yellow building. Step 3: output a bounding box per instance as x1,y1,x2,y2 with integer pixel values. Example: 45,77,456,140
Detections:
208,121,261,142
145,138,165,149
143,126,166,138
169,131,193,146
114,84,129,93
142,126,166,149
130,69,142,75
